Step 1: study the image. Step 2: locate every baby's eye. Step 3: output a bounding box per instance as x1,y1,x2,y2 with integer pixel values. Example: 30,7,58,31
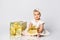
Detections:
34,14,36,16
37,14,40,15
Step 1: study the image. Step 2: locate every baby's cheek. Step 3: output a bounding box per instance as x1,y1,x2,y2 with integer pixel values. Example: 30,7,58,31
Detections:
38,16,40,18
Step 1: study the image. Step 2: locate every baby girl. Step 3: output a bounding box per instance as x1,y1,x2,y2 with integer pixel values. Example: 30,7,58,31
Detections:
29,9,45,37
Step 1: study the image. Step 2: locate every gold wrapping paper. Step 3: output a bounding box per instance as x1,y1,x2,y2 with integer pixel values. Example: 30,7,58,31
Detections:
10,21,27,36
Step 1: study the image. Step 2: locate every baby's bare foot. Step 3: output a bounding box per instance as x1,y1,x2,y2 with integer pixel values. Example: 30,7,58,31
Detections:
37,33,41,37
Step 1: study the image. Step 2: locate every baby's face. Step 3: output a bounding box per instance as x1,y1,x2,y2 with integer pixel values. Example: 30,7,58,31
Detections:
33,12,40,20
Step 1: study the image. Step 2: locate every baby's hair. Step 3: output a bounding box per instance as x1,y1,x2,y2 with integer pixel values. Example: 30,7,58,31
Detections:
33,9,41,16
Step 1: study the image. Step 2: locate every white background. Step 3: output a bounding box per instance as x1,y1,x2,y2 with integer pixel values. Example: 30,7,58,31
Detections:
0,0,60,40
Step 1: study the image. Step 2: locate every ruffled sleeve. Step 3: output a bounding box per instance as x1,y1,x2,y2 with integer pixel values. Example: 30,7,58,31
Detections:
39,20,45,24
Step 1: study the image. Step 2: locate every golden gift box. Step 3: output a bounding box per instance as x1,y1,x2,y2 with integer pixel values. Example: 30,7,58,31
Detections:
28,26,37,35
10,21,27,36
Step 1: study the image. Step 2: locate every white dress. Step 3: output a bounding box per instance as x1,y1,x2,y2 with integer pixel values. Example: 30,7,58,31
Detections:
31,19,44,28
23,19,50,36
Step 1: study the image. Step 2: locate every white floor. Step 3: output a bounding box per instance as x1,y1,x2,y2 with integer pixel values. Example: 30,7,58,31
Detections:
0,29,60,40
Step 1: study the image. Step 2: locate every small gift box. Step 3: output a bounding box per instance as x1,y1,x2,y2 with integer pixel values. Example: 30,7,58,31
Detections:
28,26,37,35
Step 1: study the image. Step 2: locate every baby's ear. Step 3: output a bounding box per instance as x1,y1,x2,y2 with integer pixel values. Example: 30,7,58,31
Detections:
41,23,45,26
43,23,45,24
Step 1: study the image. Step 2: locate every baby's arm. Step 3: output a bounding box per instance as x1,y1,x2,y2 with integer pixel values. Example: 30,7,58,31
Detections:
37,23,44,33
29,22,33,28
